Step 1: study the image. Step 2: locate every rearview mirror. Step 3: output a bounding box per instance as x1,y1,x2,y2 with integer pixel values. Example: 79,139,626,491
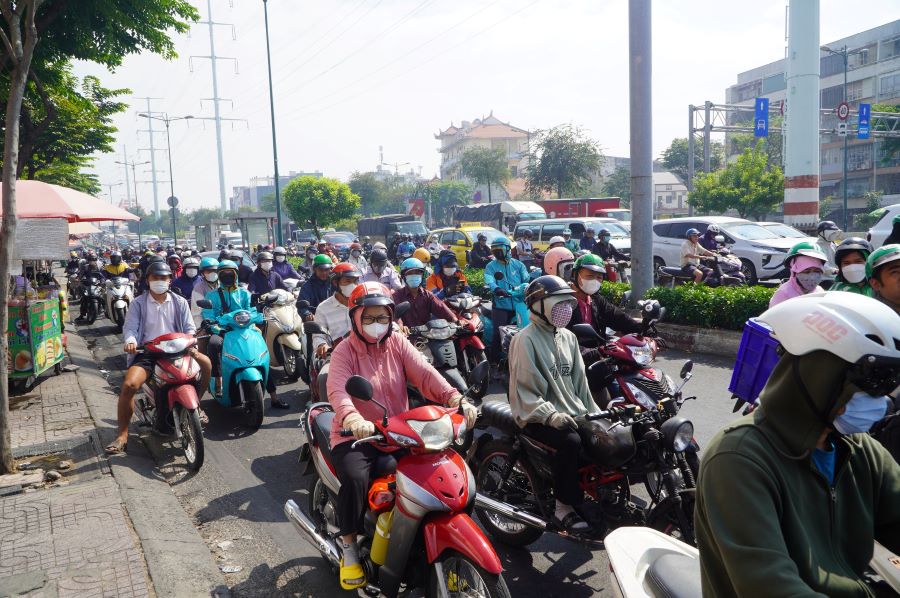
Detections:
680,360,694,379
715,235,725,244
394,301,410,321
572,323,602,342
468,360,490,386
494,272,504,281
196,299,212,309
303,321,325,335
345,375,373,402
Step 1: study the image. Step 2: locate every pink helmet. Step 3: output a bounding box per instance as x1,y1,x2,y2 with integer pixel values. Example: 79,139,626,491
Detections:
543,247,575,281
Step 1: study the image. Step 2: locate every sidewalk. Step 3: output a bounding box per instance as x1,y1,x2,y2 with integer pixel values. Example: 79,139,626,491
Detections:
1,326,227,598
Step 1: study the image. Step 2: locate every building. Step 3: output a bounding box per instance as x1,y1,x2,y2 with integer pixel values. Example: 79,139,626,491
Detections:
725,19,900,218
435,112,529,201
230,170,322,212
654,171,689,217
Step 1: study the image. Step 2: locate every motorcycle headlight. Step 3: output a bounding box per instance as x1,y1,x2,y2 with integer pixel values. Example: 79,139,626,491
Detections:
425,326,454,340
660,417,694,452
387,431,421,447
281,322,294,333
407,414,453,451
234,311,251,326
628,344,653,366
157,337,191,353
625,382,657,411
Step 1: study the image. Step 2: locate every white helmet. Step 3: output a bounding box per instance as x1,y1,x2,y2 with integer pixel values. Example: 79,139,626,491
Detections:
273,246,287,255
706,224,721,234
547,236,566,246
182,256,201,268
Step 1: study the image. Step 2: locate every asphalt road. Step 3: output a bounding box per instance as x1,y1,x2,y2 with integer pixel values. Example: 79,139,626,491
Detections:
77,315,741,598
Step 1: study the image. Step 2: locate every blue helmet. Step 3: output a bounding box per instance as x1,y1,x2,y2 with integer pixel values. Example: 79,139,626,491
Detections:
686,228,701,238
399,257,425,275
217,259,238,271
491,236,511,259
199,257,219,271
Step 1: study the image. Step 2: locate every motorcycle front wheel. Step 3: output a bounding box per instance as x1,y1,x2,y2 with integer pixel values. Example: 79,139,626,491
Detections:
647,489,696,546
179,407,205,472
240,380,265,430
114,307,126,331
85,301,97,325
282,347,302,382
427,550,511,598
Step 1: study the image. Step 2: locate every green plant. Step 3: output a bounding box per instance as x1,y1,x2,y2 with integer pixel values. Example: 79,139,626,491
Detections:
643,284,775,330
598,281,631,306
463,268,492,300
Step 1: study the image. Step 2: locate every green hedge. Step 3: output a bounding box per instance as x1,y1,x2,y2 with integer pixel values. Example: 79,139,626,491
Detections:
643,284,775,330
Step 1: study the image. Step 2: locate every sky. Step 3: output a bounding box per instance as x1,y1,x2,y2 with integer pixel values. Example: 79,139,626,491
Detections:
78,0,900,213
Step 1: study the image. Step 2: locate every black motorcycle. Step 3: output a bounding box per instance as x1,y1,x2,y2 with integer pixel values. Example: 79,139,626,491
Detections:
408,319,469,395
79,272,105,324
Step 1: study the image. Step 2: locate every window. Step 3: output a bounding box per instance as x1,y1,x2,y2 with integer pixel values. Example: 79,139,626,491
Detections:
664,222,698,239
821,85,843,109
880,36,900,60
761,72,786,94
820,53,844,78
509,165,518,178
540,224,566,241
665,185,672,191
514,223,542,239
847,145,872,171
652,223,672,237
846,80,864,102
881,72,900,99
569,223,586,238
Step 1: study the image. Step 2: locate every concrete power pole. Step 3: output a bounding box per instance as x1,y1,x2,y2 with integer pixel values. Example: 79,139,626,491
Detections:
136,97,165,218
783,0,821,229
628,0,653,302
120,146,132,208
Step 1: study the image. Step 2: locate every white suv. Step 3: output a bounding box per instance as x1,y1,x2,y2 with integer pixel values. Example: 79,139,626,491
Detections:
866,204,900,249
652,216,816,284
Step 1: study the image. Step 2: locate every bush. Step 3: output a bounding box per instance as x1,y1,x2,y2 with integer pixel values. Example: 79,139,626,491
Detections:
644,284,775,330
287,256,304,271
598,281,631,306
463,267,492,300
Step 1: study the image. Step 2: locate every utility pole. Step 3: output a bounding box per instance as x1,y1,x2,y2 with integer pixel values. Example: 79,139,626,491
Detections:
119,146,132,208
687,105,695,216
136,97,165,218
263,0,284,245
140,113,194,248
105,182,124,247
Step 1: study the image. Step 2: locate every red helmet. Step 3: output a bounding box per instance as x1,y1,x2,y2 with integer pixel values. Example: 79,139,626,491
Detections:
330,262,361,282
350,242,362,251
349,281,394,311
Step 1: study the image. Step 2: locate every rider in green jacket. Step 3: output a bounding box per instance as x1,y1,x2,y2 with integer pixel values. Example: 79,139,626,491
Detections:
829,237,875,297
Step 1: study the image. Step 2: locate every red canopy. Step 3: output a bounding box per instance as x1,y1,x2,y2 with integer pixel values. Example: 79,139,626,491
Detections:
0,180,140,222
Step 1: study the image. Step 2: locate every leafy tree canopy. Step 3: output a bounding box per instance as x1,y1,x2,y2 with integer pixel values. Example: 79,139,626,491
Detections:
873,104,899,165
525,124,603,198
660,137,725,184
601,165,631,208
283,176,360,235
459,146,509,203
421,180,472,226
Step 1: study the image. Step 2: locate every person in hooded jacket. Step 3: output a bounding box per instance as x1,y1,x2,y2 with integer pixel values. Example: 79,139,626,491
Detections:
229,249,253,284
271,246,302,281
828,237,874,297
695,292,900,597
769,242,828,308
298,246,319,276
360,249,402,291
425,250,470,299
326,282,477,590
346,243,368,271
191,257,220,327
172,256,200,304
166,254,183,279
247,251,286,305
815,220,841,273
298,255,335,311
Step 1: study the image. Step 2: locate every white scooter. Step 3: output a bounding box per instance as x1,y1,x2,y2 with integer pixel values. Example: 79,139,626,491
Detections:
104,276,134,331
605,527,900,598
259,288,306,382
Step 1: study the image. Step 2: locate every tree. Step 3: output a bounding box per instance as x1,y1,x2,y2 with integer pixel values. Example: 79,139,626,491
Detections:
854,191,884,230
525,124,603,198
689,140,784,221
873,104,899,165
728,116,784,169
660,137,725,184
421,180,472,226
283,176,360,237
819,195,835,220
601,165,631,208
459,146,509,204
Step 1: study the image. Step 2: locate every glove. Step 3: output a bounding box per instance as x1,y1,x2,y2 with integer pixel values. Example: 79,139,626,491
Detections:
342,412,376,440
546,411,578,431
448,395,478,428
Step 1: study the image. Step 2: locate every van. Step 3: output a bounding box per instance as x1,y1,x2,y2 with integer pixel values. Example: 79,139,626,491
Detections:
514,217,631,253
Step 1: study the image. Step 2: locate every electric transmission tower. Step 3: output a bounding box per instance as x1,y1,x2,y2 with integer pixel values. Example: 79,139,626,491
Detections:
135,97,168,218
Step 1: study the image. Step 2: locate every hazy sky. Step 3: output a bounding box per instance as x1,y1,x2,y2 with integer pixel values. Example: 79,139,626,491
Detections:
79,1,899,213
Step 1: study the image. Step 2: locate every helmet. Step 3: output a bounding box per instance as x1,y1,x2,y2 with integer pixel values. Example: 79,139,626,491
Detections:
273,246,286,256
866,243,900,279
523,229,533,238
817,220,839,235
373,241,387,251
402,233,411,240
563,229,572,237
145,261,172,278
313,254,334,268
229,250,242,260
685,228,701,238
199,257,219,271
834,237,872,267
167,254,182,265
70,251,77,258
525,275,576,324
573,253,606,274
349,281,394,312
544,247,575,279
548,236,566,246
400,257,426,276
370,249,388,264
586,227,595,234
110,252,122,265
477,233,487,241
706,224,721,234
350,243,362,251
257,251,273,261
785,241,828,268
413,247,431,263
183,257,200,268
597,228,611,238
217,259,238,272
364,236,371,241
437,249,457,266
331,262,361,282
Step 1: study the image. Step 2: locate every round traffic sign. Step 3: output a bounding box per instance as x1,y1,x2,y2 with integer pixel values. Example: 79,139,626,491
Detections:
167,196,179,208
836,102,850,121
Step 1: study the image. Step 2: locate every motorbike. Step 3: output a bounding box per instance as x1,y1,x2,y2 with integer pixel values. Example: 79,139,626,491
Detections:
605,259,631,284
470,366,698,550
286,363,511,598
195,300,269,430
408,319,470,395
481,271,529,361
260,289,305,382
445,292,488,401
132,333,205,471
79,271,105,324
104,276,134,331
65,264,82,301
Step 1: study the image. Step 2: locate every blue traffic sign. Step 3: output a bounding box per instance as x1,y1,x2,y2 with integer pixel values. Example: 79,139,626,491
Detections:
858,103,871,139
754,97,769,138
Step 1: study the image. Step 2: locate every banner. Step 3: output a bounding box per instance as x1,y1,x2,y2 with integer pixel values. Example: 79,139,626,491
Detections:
29,299,64,376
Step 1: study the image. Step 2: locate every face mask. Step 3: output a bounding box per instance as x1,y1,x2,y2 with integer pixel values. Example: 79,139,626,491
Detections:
796,271,823,291
832,392,890,435
443,267,457,276
351,251,361,258
823,229,841,242
600,236,611,243
405,275,422,289
492,250,505,260
549,301,574,328
841,263,866,284
340,282,358,298
372,264,385,275
363,322,389,340
219,271,237,287
260,261,273,272
185,268,198,278
275,255,286,263
149,280,170,294
204,272,218,283
579,279,602,295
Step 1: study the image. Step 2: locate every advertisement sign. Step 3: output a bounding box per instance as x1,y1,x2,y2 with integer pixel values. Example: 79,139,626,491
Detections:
28,299,64,376
7,304,32,377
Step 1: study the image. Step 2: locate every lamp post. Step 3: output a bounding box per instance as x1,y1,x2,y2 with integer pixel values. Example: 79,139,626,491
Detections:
138,113,193,247
262,0,284,246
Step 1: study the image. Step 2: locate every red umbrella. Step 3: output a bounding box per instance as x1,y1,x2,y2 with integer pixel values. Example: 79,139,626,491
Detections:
0,180,140,222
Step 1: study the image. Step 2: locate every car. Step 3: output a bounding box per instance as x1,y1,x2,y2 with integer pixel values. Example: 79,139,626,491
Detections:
867,204,900,249
514,217,631,254
758,222,809,239
651,216,816,284
200,250,255,270
429,226,507,268
323,231,355,258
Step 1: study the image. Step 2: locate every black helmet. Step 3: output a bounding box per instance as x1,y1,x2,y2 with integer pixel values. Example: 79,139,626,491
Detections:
525,275,575,308
370,249,388,264
834,237,872,266
817,220,839,235
145,261,172,278
109,252,122,265
477,233,487,241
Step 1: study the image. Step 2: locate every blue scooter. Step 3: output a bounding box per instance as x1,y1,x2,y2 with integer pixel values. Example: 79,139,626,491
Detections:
482,270,531,349
197,300,269,430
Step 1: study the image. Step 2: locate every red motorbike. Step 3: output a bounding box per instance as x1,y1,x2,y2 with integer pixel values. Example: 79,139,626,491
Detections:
133,332,205,471
445,292,488,401
285,364,511,598
604,259,630,284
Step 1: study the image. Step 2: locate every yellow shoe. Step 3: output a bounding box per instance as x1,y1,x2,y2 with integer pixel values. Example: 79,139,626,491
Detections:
447,571,469,593
339,558,366,591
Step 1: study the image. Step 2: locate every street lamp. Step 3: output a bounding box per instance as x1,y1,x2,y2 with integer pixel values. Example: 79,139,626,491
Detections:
138,113,193,247
263,0,284,246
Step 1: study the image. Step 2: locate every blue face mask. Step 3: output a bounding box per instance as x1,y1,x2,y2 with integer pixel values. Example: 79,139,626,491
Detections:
405,275,422,289
832,392,890,435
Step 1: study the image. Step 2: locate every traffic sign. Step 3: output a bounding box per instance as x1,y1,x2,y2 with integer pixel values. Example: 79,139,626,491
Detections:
836,102,850,121
754,97,769,138
858,103,871,139
167,196,179,208
837,122,848,137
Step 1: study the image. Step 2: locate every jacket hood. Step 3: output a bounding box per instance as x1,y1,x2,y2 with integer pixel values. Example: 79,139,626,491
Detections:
756,350,855,456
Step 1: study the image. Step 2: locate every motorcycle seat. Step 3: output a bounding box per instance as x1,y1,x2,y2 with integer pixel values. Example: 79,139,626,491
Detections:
646,553,702,598
480,401,519,436
311,410,397,477
659,267,686,277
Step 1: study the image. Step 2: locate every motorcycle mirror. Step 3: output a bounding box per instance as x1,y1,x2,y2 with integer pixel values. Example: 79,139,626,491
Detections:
572,323,602,342
196,299,213,309
715,235,725,244
493,272,504,281
680,360,694,379
621,290,633,307
303,321,325,335
468,360,490,387
393,301,411,321
345,375,374,402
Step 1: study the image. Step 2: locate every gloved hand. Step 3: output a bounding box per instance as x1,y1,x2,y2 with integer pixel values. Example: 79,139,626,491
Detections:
342,412,376,440
448,395,478,428
546,411,578,431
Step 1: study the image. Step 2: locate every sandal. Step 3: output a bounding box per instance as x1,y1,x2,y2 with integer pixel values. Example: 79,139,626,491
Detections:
271,398,290,410
339,559,367,591
556,511,589,533
198,409,209,426
105,439,128,454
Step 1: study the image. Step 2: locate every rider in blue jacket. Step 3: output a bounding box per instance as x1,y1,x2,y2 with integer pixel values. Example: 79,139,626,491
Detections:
484,237,530,364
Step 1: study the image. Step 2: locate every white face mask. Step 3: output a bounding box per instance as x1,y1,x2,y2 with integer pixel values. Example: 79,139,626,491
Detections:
363,322,389,340
149,280,170,294
841,263,866,284
340,282,358,298
352,251,361,258
185,268,198,278
204,272,218,283
579,279,602,295
260,261,273,272
275,255,286,262
823,229,841,242
443,267,457,276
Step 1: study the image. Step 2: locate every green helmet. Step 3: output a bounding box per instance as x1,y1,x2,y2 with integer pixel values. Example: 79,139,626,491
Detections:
784,241,827,268
313,254,334,268
573,253,605,274
866,243,900,279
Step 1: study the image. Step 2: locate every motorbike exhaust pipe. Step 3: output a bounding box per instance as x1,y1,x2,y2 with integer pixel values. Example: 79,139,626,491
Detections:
284,500,341,569
474,493,548,530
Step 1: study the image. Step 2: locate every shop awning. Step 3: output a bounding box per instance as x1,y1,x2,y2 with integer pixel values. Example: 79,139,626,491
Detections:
0,180,139,222
68,221,101,235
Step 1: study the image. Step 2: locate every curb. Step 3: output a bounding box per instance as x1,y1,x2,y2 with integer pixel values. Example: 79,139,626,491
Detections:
655,322,743,358
66,330,230,598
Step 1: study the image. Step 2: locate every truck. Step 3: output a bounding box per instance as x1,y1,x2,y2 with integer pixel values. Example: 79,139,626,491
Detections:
451,201,546,232
357,214,429,244
534,197,621,219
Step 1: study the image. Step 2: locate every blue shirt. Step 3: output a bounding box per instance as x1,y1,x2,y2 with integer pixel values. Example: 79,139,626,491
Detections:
812,441,836,486
484,258,530,311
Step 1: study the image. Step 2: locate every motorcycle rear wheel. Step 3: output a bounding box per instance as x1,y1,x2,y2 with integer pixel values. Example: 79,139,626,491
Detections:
465,348,488,402
282,347,302,382
240,380,265,430
179,408,205,472
427,550,511,598
85,303,97,325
